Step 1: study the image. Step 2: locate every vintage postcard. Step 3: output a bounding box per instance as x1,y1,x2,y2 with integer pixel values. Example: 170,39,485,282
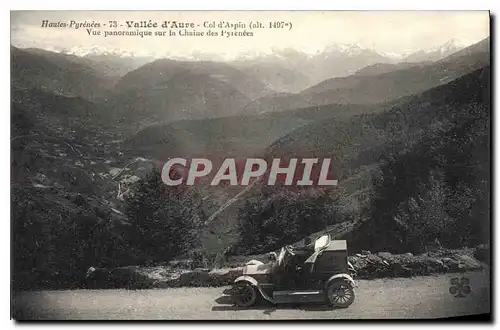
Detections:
10,11,491,320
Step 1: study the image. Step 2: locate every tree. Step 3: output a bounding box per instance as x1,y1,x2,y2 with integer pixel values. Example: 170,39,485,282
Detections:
395,171,453,253
237,190,340,254
125,169,202,263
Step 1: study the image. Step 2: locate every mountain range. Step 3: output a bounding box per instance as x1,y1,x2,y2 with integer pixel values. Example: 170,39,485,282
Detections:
243,37,488,114
13,37,476,131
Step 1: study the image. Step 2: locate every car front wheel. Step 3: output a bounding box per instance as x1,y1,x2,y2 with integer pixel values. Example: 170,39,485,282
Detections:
325,279,355,308
232,282,258,307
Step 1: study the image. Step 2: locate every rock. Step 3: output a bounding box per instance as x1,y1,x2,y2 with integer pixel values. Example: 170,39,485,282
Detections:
193,268,210,273
427,258,445,273
366,254,382,264
209,267,243,285
442,258,460,272
406,258,428,274
108,267,152,289
85,266,154,289
349,255,370,271
209,267,243,277
458,255,482,271
429,258,444,268
377,252,393,260
86,266,97,277
167,267,245,287
85,267,111,289
391,263,413,277
178,270,211,287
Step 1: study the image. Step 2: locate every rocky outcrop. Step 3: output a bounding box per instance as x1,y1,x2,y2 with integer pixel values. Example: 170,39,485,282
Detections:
171,268,244,287
348,248,484,279
83,247,486,290
85,266,244,290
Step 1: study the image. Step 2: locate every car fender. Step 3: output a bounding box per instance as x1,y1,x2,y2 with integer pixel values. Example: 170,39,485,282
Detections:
326,273,356,288
234,275,259,286
246,260,264,266
233,275,277,304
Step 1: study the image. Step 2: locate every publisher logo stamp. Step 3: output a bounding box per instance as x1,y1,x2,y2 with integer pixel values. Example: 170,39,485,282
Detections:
449,277,471,297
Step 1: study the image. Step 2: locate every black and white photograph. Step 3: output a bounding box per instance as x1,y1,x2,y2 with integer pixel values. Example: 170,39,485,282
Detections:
9,10,491,320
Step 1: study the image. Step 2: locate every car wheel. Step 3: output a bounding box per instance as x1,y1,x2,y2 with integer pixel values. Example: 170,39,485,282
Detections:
232,282,258,307
325,279,355,308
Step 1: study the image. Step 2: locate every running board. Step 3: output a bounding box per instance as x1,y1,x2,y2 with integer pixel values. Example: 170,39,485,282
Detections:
272,290,326,304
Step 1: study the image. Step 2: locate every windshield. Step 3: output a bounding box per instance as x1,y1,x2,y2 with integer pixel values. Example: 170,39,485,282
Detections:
277,247,286,267
314,234,331,251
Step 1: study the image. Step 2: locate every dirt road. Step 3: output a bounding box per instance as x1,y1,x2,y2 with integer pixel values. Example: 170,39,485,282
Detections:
12,271,490,320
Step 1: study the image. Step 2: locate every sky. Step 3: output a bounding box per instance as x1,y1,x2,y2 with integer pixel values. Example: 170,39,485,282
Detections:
10,11,490,58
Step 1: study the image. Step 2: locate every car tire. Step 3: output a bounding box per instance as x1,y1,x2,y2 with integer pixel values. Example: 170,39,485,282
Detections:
325,279,355,308
232,282,258,308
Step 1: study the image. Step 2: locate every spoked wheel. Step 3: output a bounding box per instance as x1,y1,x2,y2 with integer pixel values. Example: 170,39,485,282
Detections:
325,280,355,308
232,282,258,307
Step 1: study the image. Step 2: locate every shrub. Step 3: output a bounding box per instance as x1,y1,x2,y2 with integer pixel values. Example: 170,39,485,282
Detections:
236,190,342,254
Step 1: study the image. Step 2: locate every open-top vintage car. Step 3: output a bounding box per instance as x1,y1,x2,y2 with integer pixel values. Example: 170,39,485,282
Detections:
231,234,356,308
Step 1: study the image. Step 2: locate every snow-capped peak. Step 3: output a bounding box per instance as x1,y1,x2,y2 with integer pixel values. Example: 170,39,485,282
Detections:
437,38,465,54
323,43,369,56
401,38,467,63
379,51,414,61
52,45,159,58
415,38,465,56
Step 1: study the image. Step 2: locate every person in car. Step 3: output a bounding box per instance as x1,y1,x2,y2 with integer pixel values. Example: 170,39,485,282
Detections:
293,237,315,257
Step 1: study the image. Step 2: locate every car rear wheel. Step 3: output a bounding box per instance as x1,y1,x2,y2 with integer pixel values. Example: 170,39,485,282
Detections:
232,282,258,307
325,279,355,308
